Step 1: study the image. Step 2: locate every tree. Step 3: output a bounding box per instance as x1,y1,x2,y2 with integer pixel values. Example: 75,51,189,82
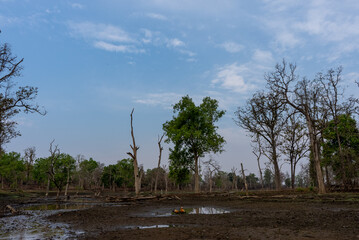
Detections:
78,157,99,189
24,147,36,183
126,108,141,195
163,95,225,193
322,114,359,188
203,157,220,193
281,111,309,189
266,61,328,193
0,152,25,189
154,133,164,194
235,91,286,190
0,34,46,153
251,134,264,189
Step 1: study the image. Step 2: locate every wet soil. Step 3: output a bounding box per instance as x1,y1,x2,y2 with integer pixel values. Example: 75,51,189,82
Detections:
43,192,359,240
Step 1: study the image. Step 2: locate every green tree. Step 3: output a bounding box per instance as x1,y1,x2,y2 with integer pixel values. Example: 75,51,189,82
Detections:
0,152,25,189
322,114,359,188
163,95,225,193
101,159,134,191
79,158,99,189
32,157,50,188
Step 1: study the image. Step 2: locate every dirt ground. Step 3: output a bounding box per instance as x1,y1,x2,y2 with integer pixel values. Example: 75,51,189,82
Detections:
42,192,359,240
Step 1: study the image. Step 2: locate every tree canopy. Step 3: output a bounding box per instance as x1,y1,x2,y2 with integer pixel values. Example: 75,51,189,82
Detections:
163,95,225,193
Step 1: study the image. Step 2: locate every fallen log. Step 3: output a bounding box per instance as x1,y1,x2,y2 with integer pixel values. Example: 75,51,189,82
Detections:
6,205,17,214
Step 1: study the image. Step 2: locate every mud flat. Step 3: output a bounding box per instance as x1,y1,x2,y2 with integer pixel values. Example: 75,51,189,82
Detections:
41,192,359,240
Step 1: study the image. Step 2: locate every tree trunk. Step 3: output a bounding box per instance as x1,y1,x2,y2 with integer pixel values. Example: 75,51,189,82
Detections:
307,120,326,194
194,155,200,193
241,163,248,196
65,168,70,197
272,146,281,190
291,163,296,189
127,109,141,196
46,177,50,197
256,156,264,189
155,134,164,194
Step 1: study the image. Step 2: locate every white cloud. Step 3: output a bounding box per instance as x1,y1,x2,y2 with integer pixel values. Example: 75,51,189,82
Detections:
71,3,84,9
252,49,274,63
94,41,145,53
166,38,185,48
212,63,256,93
146,13,167,20
68,22,134,43
220,41,243,53
135,93,183,108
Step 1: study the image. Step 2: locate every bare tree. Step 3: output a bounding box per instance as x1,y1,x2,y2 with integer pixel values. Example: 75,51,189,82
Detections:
203,157,220,193
241,163,248,196
154,133,164,194
281,111,309,189
126,108,141,196
235,91,286,190
0,37,46,154
24,146,36,183
230,167,238,190
251,134,264,189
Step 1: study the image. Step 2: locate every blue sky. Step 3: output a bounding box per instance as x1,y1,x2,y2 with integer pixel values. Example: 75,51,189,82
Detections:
1,0,359,175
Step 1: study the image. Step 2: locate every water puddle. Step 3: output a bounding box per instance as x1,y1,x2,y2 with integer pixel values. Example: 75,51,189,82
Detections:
152,206,230,217
188,207,230,214
125,224,172,229
0,203,91,239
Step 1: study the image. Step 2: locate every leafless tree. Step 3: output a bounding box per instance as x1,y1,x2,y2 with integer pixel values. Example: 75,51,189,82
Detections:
154,133,164,194
0,37,46,153
230,167,238,190
266,60,328,193
24,146,36,183
281,111,309,189
203,157,220,193
235,91,286,190
241,163,248,196
251,134,264,189
126,108,141,195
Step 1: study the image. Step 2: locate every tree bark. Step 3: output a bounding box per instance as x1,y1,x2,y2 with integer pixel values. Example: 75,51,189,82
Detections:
194,155,200,193
127,109,141,196
241,163,248,196
154,133,164,194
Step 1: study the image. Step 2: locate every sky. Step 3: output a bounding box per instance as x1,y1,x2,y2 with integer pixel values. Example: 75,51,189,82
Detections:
1,0,359,176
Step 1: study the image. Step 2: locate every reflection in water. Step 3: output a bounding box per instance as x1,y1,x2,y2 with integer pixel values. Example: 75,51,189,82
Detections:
188,207,229,214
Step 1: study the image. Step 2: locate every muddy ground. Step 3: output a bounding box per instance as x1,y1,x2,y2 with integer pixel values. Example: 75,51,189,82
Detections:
1,191,359,239
45,192,359,240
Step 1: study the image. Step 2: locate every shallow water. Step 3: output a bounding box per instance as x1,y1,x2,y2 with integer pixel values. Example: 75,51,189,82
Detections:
152,206,230,217
0,204,87,239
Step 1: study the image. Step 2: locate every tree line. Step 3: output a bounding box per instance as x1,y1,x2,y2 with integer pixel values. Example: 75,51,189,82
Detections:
1,32,358,196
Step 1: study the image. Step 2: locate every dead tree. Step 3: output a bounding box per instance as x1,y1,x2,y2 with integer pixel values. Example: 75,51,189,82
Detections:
24,147,36,184
251,134,264,189
154,133,164,194
126,108,141,196
241,163,248,196
231,167,238,190
203,157,220,193
235,91,286,190
281,111,309,189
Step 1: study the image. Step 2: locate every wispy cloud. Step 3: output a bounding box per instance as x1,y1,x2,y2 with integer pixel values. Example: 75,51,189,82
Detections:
135,93,183,108
68,22,134,43
94,41,145,53
146,13,167,20
220,41,243,53
252,49,274,63
166,38,185,48
70,3,84,9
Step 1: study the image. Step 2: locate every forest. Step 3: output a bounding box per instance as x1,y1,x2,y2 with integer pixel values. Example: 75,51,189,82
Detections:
1,37,358,197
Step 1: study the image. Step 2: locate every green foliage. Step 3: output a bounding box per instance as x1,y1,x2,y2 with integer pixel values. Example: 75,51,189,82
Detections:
322,114,359,185
33,157,51,185
0,152,25,188
163,95,225,187
101,158,134,189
